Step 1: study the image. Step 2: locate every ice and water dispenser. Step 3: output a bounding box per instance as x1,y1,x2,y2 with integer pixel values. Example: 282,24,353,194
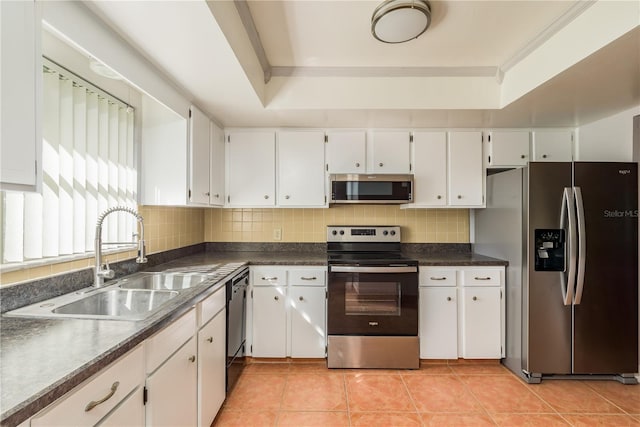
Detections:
534,229,566,271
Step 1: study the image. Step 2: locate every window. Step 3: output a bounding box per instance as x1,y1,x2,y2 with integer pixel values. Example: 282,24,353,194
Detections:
1,59,137,265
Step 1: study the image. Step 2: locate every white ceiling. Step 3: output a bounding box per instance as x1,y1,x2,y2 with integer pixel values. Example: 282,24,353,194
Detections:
85,0,639,128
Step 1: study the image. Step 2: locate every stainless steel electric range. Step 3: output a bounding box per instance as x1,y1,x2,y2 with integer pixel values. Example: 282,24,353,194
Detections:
326,225,419,369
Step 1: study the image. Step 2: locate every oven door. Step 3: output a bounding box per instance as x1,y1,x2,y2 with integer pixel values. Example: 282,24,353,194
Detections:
328,265,418,336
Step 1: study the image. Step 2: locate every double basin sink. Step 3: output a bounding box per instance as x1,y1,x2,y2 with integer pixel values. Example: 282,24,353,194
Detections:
7,267,227,321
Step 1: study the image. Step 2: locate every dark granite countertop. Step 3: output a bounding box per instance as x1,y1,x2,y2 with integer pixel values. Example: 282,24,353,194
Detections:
1,245,506,425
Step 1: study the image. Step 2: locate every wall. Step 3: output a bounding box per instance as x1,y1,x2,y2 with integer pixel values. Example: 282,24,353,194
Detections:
0,206,204,286
204,206,469,244
576,105,640,161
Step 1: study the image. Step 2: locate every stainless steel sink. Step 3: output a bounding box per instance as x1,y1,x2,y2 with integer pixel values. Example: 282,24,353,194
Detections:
52,289,178,319
117,272,208,291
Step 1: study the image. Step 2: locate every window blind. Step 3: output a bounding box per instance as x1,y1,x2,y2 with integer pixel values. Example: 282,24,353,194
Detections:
1,59,137,264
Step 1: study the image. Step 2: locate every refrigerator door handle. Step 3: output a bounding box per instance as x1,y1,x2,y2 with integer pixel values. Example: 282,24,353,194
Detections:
560,187,576,306
574,186,586,304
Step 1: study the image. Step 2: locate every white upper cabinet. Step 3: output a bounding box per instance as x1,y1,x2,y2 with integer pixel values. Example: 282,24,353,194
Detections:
532,130,573,162
277,130,326,207
209,122,225,206
448,131,484,207
369,131,411,173
227,130,276,207
486,131,530,167
140,96,189,206
1,0,41,191
325,131,366,174
411,131,447,206
189,105,211,205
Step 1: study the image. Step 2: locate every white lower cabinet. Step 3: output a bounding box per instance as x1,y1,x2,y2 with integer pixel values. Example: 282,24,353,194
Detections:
252,285,288,357
31,345,145,427
419,266,504,360
197,306,226,427
250,266,327,359
419,287,458,359
460,287,502,359
145,337,198,427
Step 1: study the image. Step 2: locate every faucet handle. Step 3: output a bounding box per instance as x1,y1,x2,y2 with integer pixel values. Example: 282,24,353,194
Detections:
100,263,115,279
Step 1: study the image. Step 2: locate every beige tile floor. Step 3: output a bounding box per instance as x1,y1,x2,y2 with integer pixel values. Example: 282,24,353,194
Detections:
212,360,640,426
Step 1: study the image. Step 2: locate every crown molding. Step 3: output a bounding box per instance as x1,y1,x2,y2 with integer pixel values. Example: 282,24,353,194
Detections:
270,66,499,78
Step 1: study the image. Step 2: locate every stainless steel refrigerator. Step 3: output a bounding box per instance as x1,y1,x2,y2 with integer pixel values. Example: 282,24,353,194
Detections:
475,162,638,383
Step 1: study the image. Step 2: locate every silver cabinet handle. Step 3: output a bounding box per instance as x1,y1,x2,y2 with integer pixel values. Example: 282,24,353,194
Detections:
274,296,279,301
355,162,360,167
205,192,210,196
474,277,491,280
379,162,384,167
446,296,452,301
189,355,196,363
285,195,290,199
472,296,478,301
299,296,304,301
264,195,269,199
521,154,526,159
214,194,219,198
542,154,548,159
430,277,447,281
262,276,278,281
85,381,119,412
207,337,213,343
457,195,462,199
437,195,442,199
301,277,317,281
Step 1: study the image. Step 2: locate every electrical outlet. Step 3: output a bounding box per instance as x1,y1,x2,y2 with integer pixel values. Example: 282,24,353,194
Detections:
273,228,282,241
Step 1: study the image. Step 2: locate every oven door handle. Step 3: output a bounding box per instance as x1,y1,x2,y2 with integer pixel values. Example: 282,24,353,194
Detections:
329,265,418,273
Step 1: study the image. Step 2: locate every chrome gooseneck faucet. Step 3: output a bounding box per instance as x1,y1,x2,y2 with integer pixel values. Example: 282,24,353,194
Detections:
94,206,147,288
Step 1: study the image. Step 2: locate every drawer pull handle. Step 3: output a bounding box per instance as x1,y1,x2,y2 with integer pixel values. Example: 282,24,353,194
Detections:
299,296,304,301
472,296,478,301
189,355,196,363
207,337,213,343
474,277,491,280
430,277,447,281
274,296,279,301
85,381,119,412
446,297,452,301
262,276,278,281
301,277,317,281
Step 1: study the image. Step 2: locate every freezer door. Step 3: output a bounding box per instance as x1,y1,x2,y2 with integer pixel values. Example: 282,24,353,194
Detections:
526,162,573,375
573,162,638,374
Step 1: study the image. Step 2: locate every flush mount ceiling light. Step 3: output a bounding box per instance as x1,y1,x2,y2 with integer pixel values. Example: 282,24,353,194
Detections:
371,0,432,43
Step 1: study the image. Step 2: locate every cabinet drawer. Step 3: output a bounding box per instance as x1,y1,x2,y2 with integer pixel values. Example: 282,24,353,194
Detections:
419,269,456,286
461,269,502,286
31,345,144,426
289,268,326,286
146,308,196,374
251,267,286,286
199,285,226,327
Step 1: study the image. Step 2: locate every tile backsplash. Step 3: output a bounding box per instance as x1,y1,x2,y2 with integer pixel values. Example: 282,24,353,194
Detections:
0,206,204,286
204,206,469,244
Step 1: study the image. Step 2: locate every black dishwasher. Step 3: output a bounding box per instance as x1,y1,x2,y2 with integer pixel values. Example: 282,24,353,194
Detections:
226,267,249,393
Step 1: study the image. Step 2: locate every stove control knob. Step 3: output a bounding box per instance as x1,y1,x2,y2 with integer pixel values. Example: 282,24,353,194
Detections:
390,230,396,236
339,230,345,235
331,230,337,236
382,230,388,236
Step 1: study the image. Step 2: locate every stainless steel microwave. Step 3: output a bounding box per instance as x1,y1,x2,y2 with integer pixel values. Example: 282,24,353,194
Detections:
329,174,414,204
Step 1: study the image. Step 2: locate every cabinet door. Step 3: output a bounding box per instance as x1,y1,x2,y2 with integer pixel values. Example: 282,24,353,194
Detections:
460,287,501,359
1,0,39,190
370,131,411,173
326,131,366,173
189,106,211,204
227,131,275,206
251,286,287,357
97,387,144,427
198,310,226,427
278,131,326,206
145,338,198,427
448,131,484,206
209,122,225,206
412,131,447,206
419,287,458,359
487,131,530,167
532,130,573,161
290,286,326,358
